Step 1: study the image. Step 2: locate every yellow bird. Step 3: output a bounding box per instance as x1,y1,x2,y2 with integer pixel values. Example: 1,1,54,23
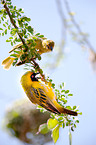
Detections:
21,71,78,116
2,38,54,70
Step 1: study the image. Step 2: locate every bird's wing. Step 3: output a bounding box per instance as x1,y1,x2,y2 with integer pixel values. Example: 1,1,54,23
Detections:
29,85,60,114
29,87,40,104
37,88,60,114
9,43,23,53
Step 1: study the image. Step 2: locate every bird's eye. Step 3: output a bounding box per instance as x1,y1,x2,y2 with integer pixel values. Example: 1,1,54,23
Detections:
46,45,49,49
30,74,35,81
31,75,34,78
30,73,38,82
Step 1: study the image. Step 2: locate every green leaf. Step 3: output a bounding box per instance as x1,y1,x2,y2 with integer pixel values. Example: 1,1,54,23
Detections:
62,82,64,87
63,123,65,128
14,51,20,54
47,118,58,129
60,84,62,89
36,53,41,60
2,32,4,36
22,16,31,22
10,54,17,57
32,36,37,40
39,69,43,74
5,29,7,34
75,120,79,123
61,90,65,93
55,89,59,92
12,58,18,66
65,90,69,94
0,28,3,30
6,39,11,42
66,122,69,126
66,106,72,110
0,10,3,15
5,22,8,25
58,117,63,121
59,97,67,104
15,38,21,42
73,106,77,110
8,25,11,30
20,54,27,61
78,112,82,115
3,24,6,27
9,37,13,39
18,8,23,12
35,33,40,36
8,5,13,9
39,35,44,38
71,126,74,131
68,94,73,96
11,41,13,46
49,79,52,82
74,124,76,128
1,17,4,21
27,26,33,34
52,125,59,143
39,123,49,134
51,83,55,89
61,94,65,98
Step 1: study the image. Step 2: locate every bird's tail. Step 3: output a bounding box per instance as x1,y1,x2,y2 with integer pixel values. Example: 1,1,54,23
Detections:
2,56,15,70
52,100,78,116
60,107,78,116
9,43,22,53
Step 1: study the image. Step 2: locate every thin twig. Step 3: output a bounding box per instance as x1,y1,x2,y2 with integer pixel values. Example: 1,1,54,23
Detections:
64,0,95,52
56,0,67,42
2,0,47,83
49,0,67,69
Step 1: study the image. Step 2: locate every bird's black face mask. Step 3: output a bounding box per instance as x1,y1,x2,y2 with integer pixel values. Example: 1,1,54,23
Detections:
31,72,39,81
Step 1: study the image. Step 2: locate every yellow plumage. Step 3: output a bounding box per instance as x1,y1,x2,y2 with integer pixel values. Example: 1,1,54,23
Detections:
2,38,54,70
21,71,78,116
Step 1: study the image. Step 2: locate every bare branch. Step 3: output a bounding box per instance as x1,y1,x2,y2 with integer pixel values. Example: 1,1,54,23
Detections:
64,0,95,52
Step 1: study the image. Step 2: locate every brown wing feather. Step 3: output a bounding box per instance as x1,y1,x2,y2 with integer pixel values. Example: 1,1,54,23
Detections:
38,88,60,114
29,87,77,116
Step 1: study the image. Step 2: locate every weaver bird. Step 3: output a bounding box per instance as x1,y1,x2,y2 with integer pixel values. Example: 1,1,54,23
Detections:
21,71,78,116
2,38,54,70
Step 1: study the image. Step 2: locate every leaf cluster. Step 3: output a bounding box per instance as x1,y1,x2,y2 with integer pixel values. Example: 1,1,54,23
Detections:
0,0,44,73
38,82,82,143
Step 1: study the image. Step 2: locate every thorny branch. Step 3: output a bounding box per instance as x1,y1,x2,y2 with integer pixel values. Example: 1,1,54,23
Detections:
2,0,47,83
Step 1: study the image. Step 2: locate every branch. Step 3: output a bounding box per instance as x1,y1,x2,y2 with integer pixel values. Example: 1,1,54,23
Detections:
2,0,27,50
64,0,95,52
2,0,47,84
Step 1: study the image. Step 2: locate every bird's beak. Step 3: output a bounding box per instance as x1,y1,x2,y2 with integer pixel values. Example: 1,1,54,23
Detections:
35,72,39,75
35,72,41,79
50,46,53,51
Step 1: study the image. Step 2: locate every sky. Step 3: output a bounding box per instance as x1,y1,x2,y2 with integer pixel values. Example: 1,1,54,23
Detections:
0,0,96,145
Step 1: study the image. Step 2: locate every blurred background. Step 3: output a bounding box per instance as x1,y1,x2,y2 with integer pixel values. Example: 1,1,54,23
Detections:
0,0,96,145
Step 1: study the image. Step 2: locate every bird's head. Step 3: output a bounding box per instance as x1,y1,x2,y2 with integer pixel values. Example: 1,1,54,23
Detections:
42,40,55,52
21,71,40,87
30,72,39,81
